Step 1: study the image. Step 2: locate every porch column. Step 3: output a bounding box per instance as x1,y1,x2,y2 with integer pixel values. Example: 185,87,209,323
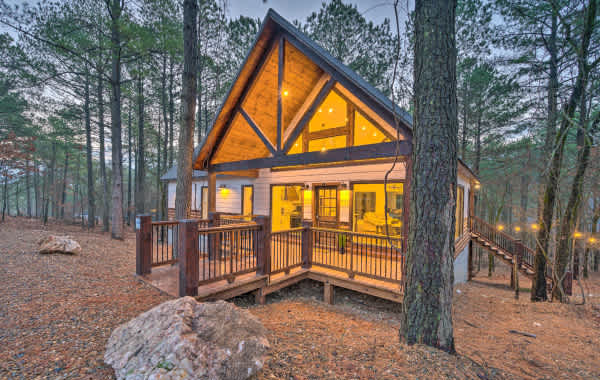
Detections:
135,214,152,276
178,219,199,297
208,170,216,213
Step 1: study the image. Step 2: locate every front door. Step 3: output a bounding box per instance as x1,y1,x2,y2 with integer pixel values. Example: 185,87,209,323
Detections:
314,185,338,228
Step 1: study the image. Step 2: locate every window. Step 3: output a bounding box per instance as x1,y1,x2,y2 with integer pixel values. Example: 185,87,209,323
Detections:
309,91,347,132
353,111,391,146
307,135,346,152
286,88,393,155
317,187,337,218
271,185,303,231
455,186,465,239
353,183,403,236
242,185,253,218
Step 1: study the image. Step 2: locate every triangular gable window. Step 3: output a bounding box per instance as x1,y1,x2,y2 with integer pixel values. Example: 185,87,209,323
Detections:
285,88,392,155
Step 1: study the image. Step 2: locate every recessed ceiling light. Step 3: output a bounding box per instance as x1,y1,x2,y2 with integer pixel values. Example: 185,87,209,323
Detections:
328,108,333,113
362,126,366,131
283,90,289,96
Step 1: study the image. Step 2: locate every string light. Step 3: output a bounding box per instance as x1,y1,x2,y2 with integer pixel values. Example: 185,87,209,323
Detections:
514,226,521,232
573,231,583,239
531,223,540,231
497,224,505,231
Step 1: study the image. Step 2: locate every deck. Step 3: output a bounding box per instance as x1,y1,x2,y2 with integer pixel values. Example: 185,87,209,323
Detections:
141,246,404,304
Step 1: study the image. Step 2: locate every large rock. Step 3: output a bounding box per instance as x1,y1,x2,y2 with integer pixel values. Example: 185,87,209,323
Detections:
104,297,269,380
38,235,81,255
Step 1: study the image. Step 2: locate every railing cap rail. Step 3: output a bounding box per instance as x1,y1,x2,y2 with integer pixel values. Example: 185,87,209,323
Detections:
198,223,260,233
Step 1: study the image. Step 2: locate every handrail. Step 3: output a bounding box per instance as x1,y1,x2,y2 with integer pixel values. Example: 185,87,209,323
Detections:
311,226,403,242
271,227,304,234
198,223,259,233
151,220,179,226
470,215,521,242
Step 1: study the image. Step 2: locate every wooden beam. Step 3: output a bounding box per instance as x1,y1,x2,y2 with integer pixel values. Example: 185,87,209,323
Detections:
209,140,412,172
283,73,331,143
239,108,277,155
281,78,335,153
208,171,216,213
306,126,348,140
277,35,284,151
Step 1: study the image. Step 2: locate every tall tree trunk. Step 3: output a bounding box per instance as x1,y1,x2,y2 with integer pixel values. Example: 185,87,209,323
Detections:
60,150,69,219
45,143,57,225
175,0,198,221
532,0,596,301
127,101,132,225
552,109,598,301
98,67,110,231
108,0,124,239
400,0,457,353
33,159,39,217
168,57,175,168
2,172,7,221
84,68,96,229
474,114,481,174
25,159,31,217
135,67,145,214
73,149,81,220
520,173,529,241
15,181,20,216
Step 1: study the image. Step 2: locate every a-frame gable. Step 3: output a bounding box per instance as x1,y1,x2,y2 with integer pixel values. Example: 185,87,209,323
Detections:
196,9,413,171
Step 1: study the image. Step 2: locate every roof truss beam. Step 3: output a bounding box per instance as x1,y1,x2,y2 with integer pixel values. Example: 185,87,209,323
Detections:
239,108,277,155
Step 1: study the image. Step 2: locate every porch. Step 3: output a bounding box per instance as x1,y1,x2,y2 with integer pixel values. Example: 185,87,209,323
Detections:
136,214,404,304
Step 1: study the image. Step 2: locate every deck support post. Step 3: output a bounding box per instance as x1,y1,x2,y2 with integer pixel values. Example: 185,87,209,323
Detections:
402,157,412,254
302,220,313,269
136,214,152,276
323,281,334,304
468,239,474,281
255,215,271,276
178,219,199,297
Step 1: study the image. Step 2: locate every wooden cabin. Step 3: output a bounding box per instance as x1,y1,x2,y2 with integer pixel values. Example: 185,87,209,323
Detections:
182,9,479,285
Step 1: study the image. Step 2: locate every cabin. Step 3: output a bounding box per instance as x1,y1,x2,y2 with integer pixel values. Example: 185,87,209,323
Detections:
161,165,255,220
141,9,485,304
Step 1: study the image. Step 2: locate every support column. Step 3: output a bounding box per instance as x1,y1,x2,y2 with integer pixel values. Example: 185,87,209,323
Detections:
135,214,152,275
254,215,271,276
468,239,474,280
323,281,334,304
208,171,216,214
178,219,199,297
301,220,313,269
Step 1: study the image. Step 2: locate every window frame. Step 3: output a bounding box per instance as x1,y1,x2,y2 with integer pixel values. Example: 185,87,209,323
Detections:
350,180,405,237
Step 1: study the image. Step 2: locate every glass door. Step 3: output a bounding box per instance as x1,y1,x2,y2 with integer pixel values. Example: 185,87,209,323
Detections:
315,185,338,228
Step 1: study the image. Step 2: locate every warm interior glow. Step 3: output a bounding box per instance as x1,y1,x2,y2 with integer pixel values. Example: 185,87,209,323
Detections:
353,183,403,237
271,185,303,231
353,111,389,146
308,135,346,152
242,186,253,216
309,91,346,132
287,135,302,154
339,189,350,202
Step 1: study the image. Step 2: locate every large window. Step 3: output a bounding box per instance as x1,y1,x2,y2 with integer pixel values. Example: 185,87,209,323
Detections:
286,89,392,155
455,185,465,239
242,185,253,219
271,185,303,231
353,183,403,236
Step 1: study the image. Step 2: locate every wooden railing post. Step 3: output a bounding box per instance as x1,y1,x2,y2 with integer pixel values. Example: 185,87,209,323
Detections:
208,212,221,261
302,220,313,269
254,215,271,276
135,214,152,276
178,219,199,297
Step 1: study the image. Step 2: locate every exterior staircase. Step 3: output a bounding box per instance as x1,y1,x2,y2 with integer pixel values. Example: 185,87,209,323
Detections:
469,216,554,289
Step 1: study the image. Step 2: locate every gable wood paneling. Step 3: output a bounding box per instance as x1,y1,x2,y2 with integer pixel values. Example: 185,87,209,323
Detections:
212,112,272,164
242,39,280,147
282,41,324,135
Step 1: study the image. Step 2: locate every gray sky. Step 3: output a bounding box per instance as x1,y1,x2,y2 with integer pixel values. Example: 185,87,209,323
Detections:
226,0,403,26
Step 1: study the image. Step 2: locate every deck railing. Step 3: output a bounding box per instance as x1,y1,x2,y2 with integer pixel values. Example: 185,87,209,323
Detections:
271,228,303,274
137,213,406,297
150,221,179,267
197,223,261,284
311,227,404,285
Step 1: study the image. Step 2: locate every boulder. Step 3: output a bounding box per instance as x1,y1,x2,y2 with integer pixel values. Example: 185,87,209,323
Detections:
38,235,81,255
104,297,269,380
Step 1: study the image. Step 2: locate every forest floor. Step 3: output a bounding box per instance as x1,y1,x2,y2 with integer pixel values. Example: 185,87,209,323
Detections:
0,216,599,380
